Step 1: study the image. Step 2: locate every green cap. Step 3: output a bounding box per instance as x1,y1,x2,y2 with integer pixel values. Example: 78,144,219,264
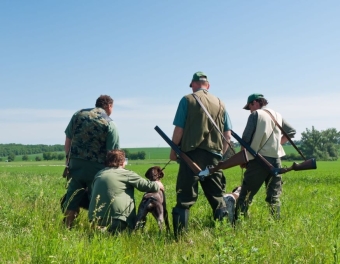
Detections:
243,93,264,110
189,71,208,87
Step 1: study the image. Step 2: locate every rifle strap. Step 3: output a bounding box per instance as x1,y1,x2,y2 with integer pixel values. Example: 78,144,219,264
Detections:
263,109,306,160
192,93,235,155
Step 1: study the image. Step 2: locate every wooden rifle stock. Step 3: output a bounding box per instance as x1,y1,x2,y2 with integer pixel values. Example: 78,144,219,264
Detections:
276,158,317,174
210,149,249,173
231,130,279,176
154,126,201,175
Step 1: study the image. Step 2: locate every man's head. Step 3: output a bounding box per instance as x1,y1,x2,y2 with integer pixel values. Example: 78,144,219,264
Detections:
189,71,210,90
105,149,126,168
243,93,268,112
96,95,114,116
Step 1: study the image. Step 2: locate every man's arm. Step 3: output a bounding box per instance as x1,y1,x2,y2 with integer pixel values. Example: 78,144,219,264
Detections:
241,112,257,146
222,130,231,154
64,137,71,156
170,97,187,161
222,109,232,154
281,119,296,144
170,126,183,161
64,113,77,155
106,121,120,150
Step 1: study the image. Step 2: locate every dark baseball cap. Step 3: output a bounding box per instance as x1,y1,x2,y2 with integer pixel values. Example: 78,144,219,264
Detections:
243,93,264,110
189,71,208,87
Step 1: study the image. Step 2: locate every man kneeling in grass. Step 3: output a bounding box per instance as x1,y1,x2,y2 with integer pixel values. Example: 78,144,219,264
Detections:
88,149,164,234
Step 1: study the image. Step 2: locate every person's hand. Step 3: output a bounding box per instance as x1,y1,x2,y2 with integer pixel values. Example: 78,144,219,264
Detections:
198,166,213,177
156,181,164,191
170,149,177,161
239,163,247,169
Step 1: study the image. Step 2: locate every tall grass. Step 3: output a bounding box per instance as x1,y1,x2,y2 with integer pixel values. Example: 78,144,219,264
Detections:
0,160,339,263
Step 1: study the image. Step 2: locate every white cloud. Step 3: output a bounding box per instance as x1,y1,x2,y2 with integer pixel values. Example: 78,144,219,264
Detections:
1,93,339,146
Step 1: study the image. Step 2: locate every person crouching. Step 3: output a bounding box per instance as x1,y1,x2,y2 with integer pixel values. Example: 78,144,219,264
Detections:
88,150,164,234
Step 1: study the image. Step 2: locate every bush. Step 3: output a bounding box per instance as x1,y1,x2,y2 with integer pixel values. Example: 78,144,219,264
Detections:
8,153,15,162
57,154,65,160
35,156,42,161
282,153,300,161
43,152,52,160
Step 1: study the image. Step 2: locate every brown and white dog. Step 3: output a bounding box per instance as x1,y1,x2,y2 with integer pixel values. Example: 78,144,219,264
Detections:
223,186,242,224
134,166,170,232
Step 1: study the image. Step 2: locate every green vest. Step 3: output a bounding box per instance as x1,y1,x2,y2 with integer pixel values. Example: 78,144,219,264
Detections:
181,89,225,154
71,107,111,164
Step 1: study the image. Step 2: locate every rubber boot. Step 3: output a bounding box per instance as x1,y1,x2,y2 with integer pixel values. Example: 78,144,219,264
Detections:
172,207,189,239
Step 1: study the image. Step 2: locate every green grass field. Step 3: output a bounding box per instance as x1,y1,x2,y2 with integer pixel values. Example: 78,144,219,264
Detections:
0,157,339,263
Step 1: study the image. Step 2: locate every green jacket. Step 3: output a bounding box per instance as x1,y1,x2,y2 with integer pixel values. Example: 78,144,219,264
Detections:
88,167,159,228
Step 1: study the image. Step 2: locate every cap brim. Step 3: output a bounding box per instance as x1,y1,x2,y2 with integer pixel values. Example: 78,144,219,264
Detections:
243,103,249,110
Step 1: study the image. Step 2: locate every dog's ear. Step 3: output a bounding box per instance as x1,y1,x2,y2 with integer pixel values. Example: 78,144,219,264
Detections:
157,167,164,179
145,166,159,181
145,167,154,180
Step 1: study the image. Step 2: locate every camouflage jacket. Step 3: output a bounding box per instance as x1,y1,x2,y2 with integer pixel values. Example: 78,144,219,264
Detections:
66,107,115,164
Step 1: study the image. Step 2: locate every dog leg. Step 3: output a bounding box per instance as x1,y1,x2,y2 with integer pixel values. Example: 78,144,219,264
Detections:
224,195,236,224
135,202,150,230
152,203,164,232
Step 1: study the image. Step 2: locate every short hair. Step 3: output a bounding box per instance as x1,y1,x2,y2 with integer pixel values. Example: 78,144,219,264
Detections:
105,149,125,167
95,95,113,109
192,80,209,87
255,98,268,108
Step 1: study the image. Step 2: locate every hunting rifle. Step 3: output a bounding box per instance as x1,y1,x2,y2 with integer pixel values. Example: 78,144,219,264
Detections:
231,130,317,175
155,126,249,180
154,126,202,178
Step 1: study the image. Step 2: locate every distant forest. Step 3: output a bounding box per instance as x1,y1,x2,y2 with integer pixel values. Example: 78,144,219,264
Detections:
0,144,64,157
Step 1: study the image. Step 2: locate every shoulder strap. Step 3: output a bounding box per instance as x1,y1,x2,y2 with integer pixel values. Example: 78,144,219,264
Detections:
192,93,235,155
262,109,306,160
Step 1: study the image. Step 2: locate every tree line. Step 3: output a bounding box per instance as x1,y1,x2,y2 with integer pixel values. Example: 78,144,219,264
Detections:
122,149,146,160
0,143,64,157
1,127,339,162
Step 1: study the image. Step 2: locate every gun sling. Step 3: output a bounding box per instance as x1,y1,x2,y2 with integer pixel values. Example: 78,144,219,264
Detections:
192,93,235,155
262,109,306,160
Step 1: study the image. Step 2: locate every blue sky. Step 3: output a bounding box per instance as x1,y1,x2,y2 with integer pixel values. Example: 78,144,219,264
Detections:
1,1,339,147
